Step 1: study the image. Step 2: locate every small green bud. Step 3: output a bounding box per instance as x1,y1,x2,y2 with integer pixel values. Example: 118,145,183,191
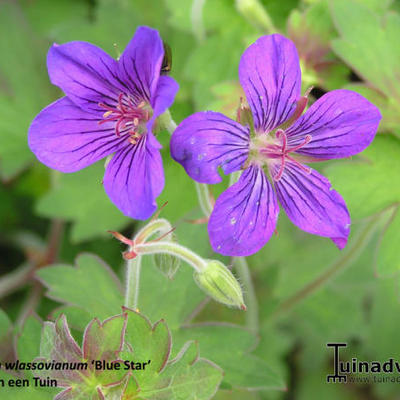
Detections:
193,260,246,310
153,253,181,279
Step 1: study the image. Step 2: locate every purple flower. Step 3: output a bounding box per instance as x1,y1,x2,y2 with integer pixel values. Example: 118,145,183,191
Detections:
29,26,178,220
170,34,381,256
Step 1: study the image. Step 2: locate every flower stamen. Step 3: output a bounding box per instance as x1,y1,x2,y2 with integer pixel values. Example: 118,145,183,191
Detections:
98,93,149,142
260,130,312,181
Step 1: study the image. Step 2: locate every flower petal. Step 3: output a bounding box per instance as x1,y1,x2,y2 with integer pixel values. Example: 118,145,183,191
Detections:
147,75,179,131
118,26,164,103
239,34,301,132
208,166,279,256
28,97,126,173
47,41,123,113
274,162,350,248
170,111,250,184
285,89,381,159
103,134,164,220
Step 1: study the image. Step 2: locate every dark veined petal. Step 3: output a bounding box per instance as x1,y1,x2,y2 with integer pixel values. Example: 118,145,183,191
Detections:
118,26,164,104
208,166,279,256
28,97,126,173
239,34,301,133
147,75,179,132
274,162,350,249
47,41,124,114
170,111,250,184
103,133,164,220
285,89,381,159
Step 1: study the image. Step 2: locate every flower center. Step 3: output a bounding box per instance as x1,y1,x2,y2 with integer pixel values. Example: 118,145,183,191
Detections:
98,93,150,145
259,129,312,181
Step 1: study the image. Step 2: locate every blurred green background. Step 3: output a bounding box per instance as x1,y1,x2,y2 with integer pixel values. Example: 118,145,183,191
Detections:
1,0,400,398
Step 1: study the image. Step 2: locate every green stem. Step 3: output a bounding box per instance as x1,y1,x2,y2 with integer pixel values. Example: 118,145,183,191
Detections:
234,257,259,333
125,256,142,310
0,263,33,300
136,241,207,273
159,109,177,134
135,218,173,243
195,183,213,217
271,217,380,319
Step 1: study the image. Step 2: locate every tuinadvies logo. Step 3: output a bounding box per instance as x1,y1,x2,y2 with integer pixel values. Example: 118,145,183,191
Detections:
327,343,400,384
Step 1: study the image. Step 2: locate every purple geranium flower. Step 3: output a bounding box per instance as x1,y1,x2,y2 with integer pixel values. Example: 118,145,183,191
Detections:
29,26,178,219
170,34,381,256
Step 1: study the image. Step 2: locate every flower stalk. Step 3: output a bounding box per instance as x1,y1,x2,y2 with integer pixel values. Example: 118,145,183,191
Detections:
135,241,206,273
195,183,214,217
233,257,259,332
125,255,142,310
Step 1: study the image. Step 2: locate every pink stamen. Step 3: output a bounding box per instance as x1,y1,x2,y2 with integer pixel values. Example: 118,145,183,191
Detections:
286,155,311,174
286,134,312,153
98,93,148,141
262,130,312,181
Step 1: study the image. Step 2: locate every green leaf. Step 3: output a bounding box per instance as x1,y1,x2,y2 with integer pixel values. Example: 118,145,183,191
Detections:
40,322,57,360
37,253,124,320
331,0,400,133
0,1,54,178
118,309,223,399
325,135,400,275
17,316,43,376
37,314,127,399
0,370,55,400
375,207,400,275
173,323,285,390
325,135,400,220
35,162,130,242
367,277,400,360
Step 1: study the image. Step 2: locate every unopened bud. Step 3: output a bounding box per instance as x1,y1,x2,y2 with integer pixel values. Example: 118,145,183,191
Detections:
193,260,246,310
153,253,181,279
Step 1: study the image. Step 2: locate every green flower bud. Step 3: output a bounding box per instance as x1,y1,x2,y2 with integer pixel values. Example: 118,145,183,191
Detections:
193,260,246,310
153,252,181,279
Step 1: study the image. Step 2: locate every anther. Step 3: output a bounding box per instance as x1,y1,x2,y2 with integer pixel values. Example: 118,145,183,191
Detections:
98,93,149,141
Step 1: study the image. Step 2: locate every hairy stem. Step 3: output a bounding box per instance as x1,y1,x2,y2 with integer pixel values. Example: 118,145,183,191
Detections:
125,256,142,310
271,217,380,319
195,183,213,217
136,241,207,273
160,109,177,134
135,218,173,244
234,257,259,333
